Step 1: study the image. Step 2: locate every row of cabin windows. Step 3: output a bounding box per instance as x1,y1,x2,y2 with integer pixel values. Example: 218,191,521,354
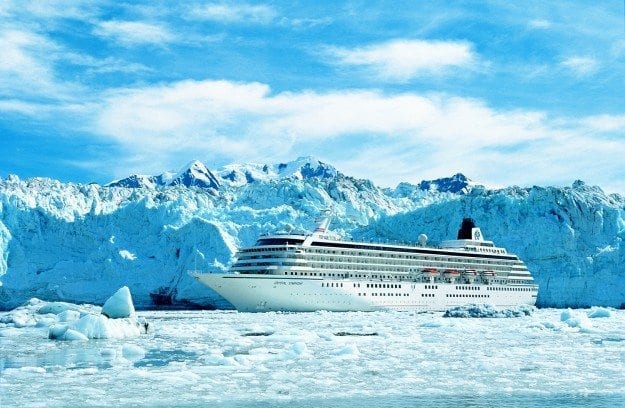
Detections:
488,287,533,291
286,271,404,280
366,283,401,289
309,248,511,261
306,256,509,267
472,247,505,254
456,286,481,291
421,293,435,297
246,254,301,259
290,272,343,277
301,264,514,276
446,294,489,298
425,285,438,289
240,254,521,271
370,293,409,297
321,282,344,288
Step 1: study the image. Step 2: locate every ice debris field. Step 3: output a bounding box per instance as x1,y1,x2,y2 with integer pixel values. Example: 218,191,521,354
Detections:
1,290,625,407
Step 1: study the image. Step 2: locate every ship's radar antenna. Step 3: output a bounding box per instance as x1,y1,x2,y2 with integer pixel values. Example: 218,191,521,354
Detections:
418,234,428,247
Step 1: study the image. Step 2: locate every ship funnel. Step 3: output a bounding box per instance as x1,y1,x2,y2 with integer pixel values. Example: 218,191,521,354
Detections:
457,218,475,239
457,218,483,241
471,227,484,241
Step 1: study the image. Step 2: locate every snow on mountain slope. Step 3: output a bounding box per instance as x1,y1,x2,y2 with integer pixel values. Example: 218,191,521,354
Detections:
107,160,220,190
1,161,623,310
390,173,481,198
109,156,338,189
169,160,221,189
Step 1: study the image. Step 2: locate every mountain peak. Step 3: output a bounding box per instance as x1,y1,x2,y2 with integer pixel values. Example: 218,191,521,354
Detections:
277,156,340,180
170,160,221,189
106,174,158,189
418,173,473,194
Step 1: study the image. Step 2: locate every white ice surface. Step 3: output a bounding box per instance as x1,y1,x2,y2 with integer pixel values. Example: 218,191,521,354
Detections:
1,308,625,407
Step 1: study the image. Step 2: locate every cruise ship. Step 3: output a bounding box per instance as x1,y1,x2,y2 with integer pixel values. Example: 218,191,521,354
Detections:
191,217,538,312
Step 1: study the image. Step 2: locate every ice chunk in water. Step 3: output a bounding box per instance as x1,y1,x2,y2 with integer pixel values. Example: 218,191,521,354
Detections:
63,329,89,341
102,286,135,319
587,307,612,318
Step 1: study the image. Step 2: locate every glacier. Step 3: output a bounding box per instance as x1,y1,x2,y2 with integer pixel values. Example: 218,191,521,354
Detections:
0,157,624,310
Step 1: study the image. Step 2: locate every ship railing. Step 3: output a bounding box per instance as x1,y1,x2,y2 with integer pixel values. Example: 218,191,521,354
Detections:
186,269,227,276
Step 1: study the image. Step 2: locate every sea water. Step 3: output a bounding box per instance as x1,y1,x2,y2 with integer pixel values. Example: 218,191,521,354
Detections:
1,308,625,407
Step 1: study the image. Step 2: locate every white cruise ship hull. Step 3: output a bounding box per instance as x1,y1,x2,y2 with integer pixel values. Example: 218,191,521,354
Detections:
192,273,537,312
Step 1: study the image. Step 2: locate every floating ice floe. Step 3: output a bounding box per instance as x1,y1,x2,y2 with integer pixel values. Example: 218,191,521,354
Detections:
50,286,141,340
0,286,144,341
560,308,594,332
102,286,136,318
587,306,612,318
443,304,534,318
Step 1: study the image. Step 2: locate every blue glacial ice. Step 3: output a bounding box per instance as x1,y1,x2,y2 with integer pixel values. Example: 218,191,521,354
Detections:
0,157,624,310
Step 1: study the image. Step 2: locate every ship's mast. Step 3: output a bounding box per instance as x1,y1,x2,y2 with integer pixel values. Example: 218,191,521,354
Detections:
313,213,332,237
303,210,332,246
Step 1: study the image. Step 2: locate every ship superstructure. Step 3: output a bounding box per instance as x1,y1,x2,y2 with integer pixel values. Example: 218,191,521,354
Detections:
191,218,538,312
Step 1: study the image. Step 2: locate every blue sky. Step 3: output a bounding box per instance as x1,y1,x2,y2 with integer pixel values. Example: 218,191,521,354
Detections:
1,1,625,192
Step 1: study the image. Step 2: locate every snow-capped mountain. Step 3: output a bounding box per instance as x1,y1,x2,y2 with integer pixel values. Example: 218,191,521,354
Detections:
169,160,221,190
107,160,220,190
0,159,623,310
417,173,477,194
391,173,480,199
107,156,338,189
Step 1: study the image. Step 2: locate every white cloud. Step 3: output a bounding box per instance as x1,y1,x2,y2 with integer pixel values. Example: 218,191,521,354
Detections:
187,3,276,24
561,56,599,76
327,39,477,81
0,29,62,96
93,20,174,46
582,114,625,132
92,79,625,192
96,80,547,150
66,53,153,74
0,0,99,21
528,19,551,29
0,99,44,115
284,17,333,29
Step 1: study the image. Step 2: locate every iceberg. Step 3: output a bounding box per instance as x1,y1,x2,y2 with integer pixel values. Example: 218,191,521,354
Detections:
0,286,143,340
102,286,136,319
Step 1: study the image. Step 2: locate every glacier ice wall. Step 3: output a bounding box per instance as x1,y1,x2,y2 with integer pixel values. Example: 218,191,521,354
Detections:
362,182,625,308
0,163,623,310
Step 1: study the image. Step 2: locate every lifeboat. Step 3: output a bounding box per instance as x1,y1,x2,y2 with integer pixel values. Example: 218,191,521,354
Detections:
421,268,439,277
442,269,460,279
